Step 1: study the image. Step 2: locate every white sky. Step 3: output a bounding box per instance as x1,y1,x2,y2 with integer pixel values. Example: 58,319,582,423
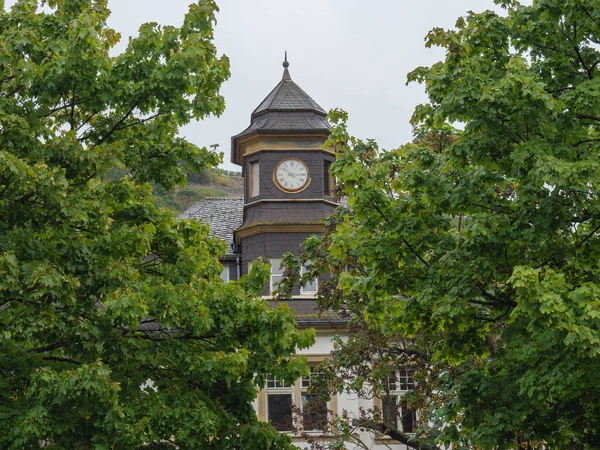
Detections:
8,0,507,171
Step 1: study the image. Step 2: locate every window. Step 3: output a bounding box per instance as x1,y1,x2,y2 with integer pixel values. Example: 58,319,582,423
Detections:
381,369,416,433
382,397,416,434
389,368,414,391
270,259,317,295
301,367,327,431
249,161,259,198
270,258,283,293
324,161,334,196
300,263,318,295
220,266,229,283
262,364,332,435
266,374,294,432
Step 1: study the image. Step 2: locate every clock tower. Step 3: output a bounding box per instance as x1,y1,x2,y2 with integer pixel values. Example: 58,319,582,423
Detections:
231,55,336,287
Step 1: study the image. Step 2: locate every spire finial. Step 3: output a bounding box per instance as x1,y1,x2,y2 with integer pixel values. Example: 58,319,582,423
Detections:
282,51,291,80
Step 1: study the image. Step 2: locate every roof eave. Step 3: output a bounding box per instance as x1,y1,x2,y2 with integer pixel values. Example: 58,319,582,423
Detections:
251,107,327,120
231,128,331,166
295,319,350,327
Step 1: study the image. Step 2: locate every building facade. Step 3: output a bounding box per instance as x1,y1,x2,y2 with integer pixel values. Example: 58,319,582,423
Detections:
181,57,410,449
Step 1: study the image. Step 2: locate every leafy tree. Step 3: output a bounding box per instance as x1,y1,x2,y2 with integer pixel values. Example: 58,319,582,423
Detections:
294,0,600,448
0,1,311,449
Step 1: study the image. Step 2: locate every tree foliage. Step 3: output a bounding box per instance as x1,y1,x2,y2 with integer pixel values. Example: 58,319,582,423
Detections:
297,0,600,448
0,1,311,448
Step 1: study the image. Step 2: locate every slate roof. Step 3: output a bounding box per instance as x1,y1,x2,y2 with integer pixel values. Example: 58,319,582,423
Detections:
242,111,330,134
178,198,243,245
231,58,330,164
252,76,326,117
270,299,347,327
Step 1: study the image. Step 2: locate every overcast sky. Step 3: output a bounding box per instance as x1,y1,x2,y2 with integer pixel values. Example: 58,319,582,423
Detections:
10,1,508,171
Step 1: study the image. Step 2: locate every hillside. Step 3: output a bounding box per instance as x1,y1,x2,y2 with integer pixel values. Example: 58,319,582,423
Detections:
151,169,243,214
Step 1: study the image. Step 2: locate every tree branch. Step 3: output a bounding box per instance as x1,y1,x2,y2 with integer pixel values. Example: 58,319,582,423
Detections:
367,193,430,269
573,138,600,146
476,282,515,306
354,419,441,450
128,329,219,342
42,356,82,365
113,112,162,132
475,304,512,326
38,102,74,118
76,111,97,132
575,113,600,121
31,341,67,353
574,222,600,250
70,84,76,130
0,74,16,86
93,100,140,146
580,3,600,31
572,22,593,79
68,171,98,187
388,346,430,362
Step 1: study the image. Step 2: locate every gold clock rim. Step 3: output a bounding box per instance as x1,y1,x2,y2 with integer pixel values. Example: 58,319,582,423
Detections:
273,157,311,194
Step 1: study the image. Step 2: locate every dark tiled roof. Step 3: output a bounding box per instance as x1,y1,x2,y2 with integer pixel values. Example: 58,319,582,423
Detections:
243,111,330,134
231,64,330,164
270,299,347,326
253,78,327,117
178,198,243,245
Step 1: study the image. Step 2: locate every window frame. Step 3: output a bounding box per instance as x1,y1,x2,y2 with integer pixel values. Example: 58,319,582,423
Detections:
380,368,417,435
265,374,295,433
324,160,334,197
249,160,260,198
259,358,336,437
270,257,283,294
299,263,318,295
220,266,230,283
300,366,328,432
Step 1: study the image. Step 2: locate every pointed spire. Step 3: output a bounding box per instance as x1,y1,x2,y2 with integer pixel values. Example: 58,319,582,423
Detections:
282,51,291,81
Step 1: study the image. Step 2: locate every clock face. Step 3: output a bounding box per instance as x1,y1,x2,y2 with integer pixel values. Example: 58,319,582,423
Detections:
274,158,310,193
